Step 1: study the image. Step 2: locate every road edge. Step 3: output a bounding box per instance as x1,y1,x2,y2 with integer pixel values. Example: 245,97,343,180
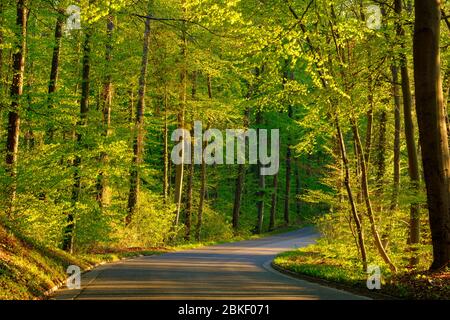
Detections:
269,261,399,300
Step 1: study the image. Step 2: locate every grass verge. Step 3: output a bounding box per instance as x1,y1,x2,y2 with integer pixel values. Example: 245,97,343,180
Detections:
273,245,450,300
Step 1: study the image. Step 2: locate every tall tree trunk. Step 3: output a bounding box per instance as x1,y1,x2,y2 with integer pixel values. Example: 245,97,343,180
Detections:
390,66,401,213
375,111,387,187
5,0,28,216
163,86,169,201
256,111,266,234
174,4,187,226
394,0,421,266
232,107,249,231
97,13,114,209
232,164,245,231
45,11,64,142
364,82,374,167
295,158,301,216
413,0,450,270
196,137,207,241
126,7,151,224
382,66,400,249
336,116,368,271
185,135,194,240
62,29,91,252
284,104,293,226
196,76,211,239
269,173,279,231
184,71,197,241
351,119,397,272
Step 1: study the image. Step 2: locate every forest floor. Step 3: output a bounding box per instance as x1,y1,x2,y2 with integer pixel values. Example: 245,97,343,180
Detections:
273,246,450,300
0,222,304,300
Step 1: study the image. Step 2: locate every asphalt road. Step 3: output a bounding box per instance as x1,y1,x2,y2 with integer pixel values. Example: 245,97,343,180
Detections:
52,227,368,300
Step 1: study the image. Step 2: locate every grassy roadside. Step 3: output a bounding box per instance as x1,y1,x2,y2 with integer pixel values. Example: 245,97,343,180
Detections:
1,222,303,300
273,245,450,300
0,222,167,300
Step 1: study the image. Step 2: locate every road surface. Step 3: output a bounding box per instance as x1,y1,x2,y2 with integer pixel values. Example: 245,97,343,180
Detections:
53,227,368,300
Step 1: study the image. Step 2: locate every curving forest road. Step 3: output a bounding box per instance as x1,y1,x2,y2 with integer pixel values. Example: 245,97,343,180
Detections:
52,227,368,300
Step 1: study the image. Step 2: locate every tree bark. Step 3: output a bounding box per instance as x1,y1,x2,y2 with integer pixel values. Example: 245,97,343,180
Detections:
196,76,211,239
185,72,198,241
5,0,28,216
351,119,397,272
336,117,368,271
376,110,388,200
185,135,194,241
390,66,401,213
196,137,207,241
364,83,374,167
256,111,265,234
62,28,91,252
269,173,279,231
284,104,293,226
283,70,294,226
45,11,64,142
382,65,400,249
413,0,450,270
174,4,187,225
232,107,249,231
163,86,169,201
295,158,301,216
97,13,114,209
232,162,245,230
126,7,151,224
394,0,421,266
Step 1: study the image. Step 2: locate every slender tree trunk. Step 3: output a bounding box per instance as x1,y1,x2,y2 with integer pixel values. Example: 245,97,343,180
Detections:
413,0,450,270
269,173,279,231
390,66,401,213
62,28,91,252
256,111,265,234
185,134,194,241
45,11,64,142
196,76,210,239
196,137,207,241
184,72,198,241
284,105,293,226
232,108,249,231
395,0,421,266
174,5,187,226
163,86,169,201
295,158,301,216
364,83,374,167
256,168,265,234
24,51,35,150
97,14,114,208
232,163,245,231
351,119,397,272
382,65,400,249
5,0,28,216
126,7,151,224
336,116,368,271
375,110,388,209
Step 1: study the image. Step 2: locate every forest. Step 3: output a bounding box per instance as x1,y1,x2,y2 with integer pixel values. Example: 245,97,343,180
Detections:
0,0,449,300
